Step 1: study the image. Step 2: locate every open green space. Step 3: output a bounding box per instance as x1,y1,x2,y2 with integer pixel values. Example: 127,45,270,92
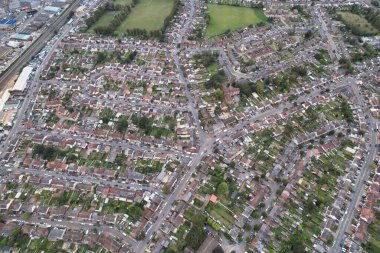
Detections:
116,0,175,33
113,0,132,5
338,12,379,36
205,4,267,36
86,0,133,33
87,12,116,33
206,202,235,228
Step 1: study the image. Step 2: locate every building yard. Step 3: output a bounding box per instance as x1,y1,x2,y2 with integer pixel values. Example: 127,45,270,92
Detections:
116,0,175,33
205,4,267,36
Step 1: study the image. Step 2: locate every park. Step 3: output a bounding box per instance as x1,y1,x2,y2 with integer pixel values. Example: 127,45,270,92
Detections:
338,11,379,36
86,0,176,36
205,4,267,36
116,0,175,34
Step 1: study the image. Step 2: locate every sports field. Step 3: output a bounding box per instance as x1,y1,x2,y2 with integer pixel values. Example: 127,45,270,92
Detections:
116,0,175,33
205,4,267,36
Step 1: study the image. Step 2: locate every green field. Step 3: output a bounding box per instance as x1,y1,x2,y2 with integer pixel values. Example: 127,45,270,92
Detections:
205,4,267,36
206,202,235,228
87,12,116,33
338,12,379,36
87,0,132,33
113,0,132,5
116,0,175,33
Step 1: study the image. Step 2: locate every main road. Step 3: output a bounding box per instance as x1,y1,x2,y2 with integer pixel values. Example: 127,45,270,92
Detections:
0,0,83,90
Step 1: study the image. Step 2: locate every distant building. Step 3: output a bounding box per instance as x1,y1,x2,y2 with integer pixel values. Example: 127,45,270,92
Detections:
43,6,61,14
12,66,33,92
10,33,32,41
0,19,16,29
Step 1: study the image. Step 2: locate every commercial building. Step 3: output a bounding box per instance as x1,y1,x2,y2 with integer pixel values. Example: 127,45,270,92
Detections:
43,6,61,14
10,33,33,41
12,66,33,92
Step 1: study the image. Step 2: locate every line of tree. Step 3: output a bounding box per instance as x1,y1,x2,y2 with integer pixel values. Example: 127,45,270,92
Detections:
366,8,380,31
85,2,125,28
93,5,133,36
88,0,180,39
207,0,263,8
162,0,181,34
124,0,181,40
340,99,354,123
124,28,164,40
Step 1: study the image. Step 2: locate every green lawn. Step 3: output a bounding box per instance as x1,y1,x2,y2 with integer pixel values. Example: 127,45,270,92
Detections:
87,0,133,33
206,202,235,228
87,12,117,33
205,4,267,36
113,0,132,5
116,0,175,33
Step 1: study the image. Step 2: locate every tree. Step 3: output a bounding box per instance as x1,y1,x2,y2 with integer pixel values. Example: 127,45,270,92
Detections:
207,217,221,231
251,210,260,219
95,51,108,66
184,215,206,250
212,245,224,253
127,204,143,222
116,115,128,133
255,81,265,95
215,88,224,101
340,100,354,123
33,144,45,157
162,185,171,195
99,107,114,124
22,213,31,219
217,182,229,196
304,30,313,40
136,232,146,241
243,223,252,231
372,0,380,7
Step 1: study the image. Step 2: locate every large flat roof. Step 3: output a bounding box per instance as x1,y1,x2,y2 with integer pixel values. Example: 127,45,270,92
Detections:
12,66,33,92
0,19,16,25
